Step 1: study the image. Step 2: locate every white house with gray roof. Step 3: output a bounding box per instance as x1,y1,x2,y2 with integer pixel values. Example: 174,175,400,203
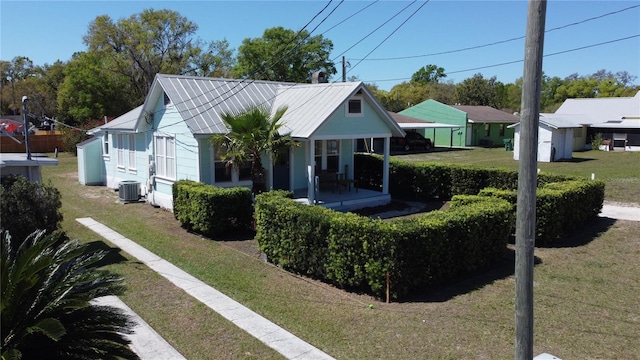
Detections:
80,74,405,210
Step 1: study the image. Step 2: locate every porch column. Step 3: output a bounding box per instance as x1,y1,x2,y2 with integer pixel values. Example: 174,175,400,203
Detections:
383,136,390,194
307,140,315,204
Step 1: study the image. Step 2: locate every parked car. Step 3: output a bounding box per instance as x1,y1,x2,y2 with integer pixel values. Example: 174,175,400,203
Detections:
391,132,433,151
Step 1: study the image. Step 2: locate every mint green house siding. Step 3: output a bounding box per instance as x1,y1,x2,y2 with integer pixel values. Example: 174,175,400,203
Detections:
468,123,515,147
313,100,392,137
400,100,467,147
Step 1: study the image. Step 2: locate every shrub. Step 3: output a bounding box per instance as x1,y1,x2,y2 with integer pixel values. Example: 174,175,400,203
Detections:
1,231,138,360
0,175,63,246
172,180,253,237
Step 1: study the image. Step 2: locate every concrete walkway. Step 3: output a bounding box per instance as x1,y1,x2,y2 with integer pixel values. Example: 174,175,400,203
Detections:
600,202,640,222
92,296,186,360
77,217,334,360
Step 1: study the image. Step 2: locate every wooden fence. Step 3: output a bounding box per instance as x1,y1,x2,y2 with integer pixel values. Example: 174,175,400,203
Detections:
1,132,65,153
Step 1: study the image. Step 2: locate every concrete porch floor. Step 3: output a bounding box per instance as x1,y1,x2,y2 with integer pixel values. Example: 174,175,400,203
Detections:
292,187,391,212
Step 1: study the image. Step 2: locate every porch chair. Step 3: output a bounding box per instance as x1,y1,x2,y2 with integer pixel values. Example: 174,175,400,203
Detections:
336,164,358,193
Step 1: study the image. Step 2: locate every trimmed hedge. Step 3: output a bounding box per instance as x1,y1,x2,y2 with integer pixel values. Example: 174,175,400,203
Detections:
172,180,253,237
479,180,605,244
354,153,576,199
255,192,513,299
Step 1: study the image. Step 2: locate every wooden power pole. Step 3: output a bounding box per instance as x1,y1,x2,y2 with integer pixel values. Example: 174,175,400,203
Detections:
515,1,546,359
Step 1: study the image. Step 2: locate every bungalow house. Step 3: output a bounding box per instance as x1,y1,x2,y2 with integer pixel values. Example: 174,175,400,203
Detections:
554,91,640,151
80,74,405,211
509,114,583,162
399,100,519,147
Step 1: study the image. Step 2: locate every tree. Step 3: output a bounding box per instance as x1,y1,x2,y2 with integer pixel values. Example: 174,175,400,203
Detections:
410,64,446,84
0,175,63,246
187,39,235,78
232,26,336,82
0,56,35,114
210,105,296,194
84,9,204,103
455,73,504,108
1,231,138,360
57,52,132,124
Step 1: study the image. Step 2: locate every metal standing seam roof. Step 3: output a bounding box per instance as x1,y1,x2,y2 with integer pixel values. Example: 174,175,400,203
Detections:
271,82,381,138
451,105,520,123
554,91,640,123
508,113,582,129
88,105,143,134
156,75,284,135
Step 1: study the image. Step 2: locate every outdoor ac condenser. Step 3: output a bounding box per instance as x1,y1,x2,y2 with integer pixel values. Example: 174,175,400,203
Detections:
118,180,140,203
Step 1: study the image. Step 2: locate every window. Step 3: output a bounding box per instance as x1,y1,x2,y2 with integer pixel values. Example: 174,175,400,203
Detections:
213,148,252,183
103,131,109,157
155,135,176,179
117,134,124,168
346,98,363,117
484,124,490,137
499,124,505,137
128,134,136,170
314,140,340,173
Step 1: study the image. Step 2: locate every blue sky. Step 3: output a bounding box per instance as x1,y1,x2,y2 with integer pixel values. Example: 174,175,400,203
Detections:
1,0,639,91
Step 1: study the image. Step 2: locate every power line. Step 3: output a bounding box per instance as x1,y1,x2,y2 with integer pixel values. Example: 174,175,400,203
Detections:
364,34,640,83
346,1,429,76
349,4,640,61
322,0,379,35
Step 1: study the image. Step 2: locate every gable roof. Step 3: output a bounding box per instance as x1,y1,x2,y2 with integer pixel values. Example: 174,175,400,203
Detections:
508,113,582,130
88,105,143,134
272,82,404,138
142,74,403,138
555,91,640,124
451,105,519,123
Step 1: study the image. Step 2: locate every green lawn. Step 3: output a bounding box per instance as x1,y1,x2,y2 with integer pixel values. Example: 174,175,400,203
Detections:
42,152,640,359
394,147,640,204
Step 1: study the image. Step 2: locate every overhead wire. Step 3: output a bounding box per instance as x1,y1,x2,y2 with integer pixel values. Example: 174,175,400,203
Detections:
349,4,640,61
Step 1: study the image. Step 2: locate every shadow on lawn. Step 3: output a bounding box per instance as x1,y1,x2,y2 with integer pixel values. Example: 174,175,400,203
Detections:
402,216,615,303
85,240,129,268
538,216,616,249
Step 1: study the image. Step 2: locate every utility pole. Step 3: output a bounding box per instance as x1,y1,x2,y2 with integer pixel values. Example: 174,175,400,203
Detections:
22,95,31,160
515,1,546,359
342,56,346,82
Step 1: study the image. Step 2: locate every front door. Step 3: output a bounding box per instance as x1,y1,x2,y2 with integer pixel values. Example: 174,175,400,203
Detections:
272,147,290,190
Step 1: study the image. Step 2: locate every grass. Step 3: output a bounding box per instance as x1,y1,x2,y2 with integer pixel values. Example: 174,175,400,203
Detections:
43,152,640,359
394,147,640,204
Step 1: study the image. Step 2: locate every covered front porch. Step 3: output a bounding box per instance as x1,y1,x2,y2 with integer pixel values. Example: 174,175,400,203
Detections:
293,187,390,212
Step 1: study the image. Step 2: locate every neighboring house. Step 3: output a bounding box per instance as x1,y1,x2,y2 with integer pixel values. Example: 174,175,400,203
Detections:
509,114,581,162
80,74,405,211
0,153,58,183
450,105,519,147
554,91,640,151
399,100,519,147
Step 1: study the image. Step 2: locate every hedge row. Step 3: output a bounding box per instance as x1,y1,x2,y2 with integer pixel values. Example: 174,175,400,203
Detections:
354,153,575,199
255,192,513,299
172,180,253,237
479,179,605,244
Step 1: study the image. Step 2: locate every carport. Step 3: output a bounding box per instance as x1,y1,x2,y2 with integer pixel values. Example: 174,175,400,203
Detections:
388,112,462,149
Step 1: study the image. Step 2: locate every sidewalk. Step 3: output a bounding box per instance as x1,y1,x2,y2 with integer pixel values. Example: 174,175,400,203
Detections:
599,201,640,222
77,217,334,360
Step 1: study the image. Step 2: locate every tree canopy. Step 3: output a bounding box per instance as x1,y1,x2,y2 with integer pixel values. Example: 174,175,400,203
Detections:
232,26,336,82
411,64,447,84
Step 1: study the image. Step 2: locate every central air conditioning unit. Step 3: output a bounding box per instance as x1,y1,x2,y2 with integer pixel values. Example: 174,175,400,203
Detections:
118,180,140,203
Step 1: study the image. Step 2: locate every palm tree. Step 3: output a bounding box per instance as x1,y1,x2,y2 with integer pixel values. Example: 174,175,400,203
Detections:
210,105,296,194
1,230,139,360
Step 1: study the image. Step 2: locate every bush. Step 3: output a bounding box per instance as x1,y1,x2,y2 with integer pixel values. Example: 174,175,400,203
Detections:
172,180,253,237
0,175,63,245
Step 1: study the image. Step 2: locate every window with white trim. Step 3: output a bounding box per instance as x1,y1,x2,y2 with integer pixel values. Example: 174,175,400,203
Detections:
314,140,340,173
117,134,124,169
103,131,109,157
128,134,136,170
155,135,176,179
213,148,252,184
346,98,363,117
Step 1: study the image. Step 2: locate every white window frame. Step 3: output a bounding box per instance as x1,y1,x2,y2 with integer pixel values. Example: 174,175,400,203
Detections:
155,135,176,180
345,97,363,117
314,139,340,172
103,131,110,158
128,134,136,171
211,147,253,186
117,134,124,169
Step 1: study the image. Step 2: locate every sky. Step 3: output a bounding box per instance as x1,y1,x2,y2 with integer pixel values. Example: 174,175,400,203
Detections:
1,0,639,91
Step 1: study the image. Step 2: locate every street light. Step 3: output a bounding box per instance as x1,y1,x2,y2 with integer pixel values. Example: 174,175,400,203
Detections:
22,95,31,160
